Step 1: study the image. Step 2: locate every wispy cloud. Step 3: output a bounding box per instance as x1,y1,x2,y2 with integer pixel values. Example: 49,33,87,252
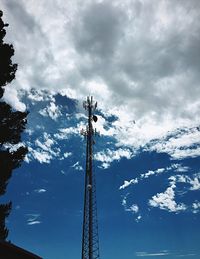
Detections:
26,213,41,226
119,164,184,190
136,251,169,257
176,254,196,257
71,161,83,171
34,188,47,194
121,194,141,221
27,221,41,225
136,251,197,257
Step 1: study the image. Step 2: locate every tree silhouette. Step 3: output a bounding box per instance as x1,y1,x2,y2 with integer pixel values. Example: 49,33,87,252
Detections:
0,11,17,98
0,10,28,241
0,202,12,241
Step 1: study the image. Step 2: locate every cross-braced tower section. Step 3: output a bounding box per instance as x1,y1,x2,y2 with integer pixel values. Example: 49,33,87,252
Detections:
81,96,100,259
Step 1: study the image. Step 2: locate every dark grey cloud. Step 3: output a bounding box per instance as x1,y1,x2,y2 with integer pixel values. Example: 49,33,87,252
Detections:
68,0,200,121
72,1,127,58
4,1,38,33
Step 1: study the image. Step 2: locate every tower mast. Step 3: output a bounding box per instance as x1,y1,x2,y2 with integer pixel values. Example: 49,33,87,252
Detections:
81,96,100,259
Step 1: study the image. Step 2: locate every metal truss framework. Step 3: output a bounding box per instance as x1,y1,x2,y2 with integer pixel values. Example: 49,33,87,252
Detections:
81,96,100,259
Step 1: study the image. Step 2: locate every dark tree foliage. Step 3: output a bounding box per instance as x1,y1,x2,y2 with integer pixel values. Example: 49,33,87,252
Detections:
0,102,27,145
0,10,28,241
0,148,27,196
0,202,12,240
0,11,17,98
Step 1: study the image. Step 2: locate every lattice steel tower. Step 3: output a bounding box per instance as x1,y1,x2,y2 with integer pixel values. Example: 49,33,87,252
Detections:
81,96,100,259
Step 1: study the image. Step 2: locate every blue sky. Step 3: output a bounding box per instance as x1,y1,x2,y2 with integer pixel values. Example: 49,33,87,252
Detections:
2,92,199,259
0,0,200,258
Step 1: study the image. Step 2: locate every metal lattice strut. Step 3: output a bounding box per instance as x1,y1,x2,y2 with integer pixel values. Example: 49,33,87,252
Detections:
81,96,100,259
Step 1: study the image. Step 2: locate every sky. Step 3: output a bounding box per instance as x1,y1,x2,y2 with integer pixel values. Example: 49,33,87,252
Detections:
0,0,200,258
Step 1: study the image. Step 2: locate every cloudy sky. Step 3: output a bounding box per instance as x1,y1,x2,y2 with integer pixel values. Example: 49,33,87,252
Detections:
0,0,200,258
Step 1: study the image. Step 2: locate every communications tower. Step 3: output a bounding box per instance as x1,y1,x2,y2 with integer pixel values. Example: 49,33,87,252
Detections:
81,96,100,259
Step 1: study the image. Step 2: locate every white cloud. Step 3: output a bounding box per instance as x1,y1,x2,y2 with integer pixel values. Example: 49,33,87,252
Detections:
128,204,139,213
28,148,53,163
2,87,26,111
136,251,170,257
92,114,115,137
149,185,187,213
54,123,83,140
25,128,34,136
176,254,196,257
26,213,41,225
35,138,54,152
63,152,72,158
136,215,142,222
95,148,133,169
189,177,200,191
148,128,200,160
3,142,26,152
169,173,200,191
119,178,138,190
175,165,190,173
26,132,61,163
34,189,46,193
61,170,66,175
192,201,200,213
27,221,41,225
119,164,180,190
75,112,87,120
71,161,83,171
27,89,55,103
120,164,200,215
121,194,140,219
39,101,61,120
141,168,165,179
1,0,200,160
